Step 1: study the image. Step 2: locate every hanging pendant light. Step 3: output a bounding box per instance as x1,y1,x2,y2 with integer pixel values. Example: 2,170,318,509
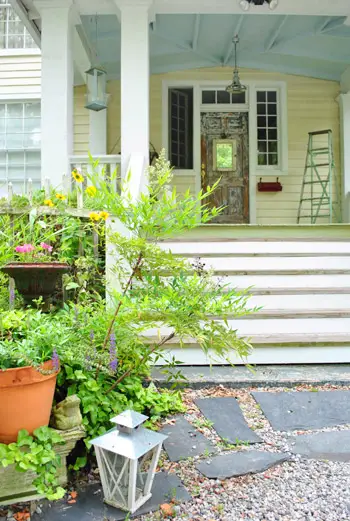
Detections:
85,15,108,111
239,0,278,11
226,35,246,95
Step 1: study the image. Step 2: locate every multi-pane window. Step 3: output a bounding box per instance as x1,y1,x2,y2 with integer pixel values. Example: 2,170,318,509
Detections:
0,102,41,193
202,89,246,105
0,0,36,49
257,90,279,167
168,88,193,169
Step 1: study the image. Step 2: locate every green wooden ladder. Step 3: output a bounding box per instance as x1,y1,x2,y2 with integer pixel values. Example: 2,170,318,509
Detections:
297,129,341,224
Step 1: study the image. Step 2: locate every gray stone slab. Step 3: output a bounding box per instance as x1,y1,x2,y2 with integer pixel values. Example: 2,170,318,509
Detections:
31,472,190,521
291,430,350,462
195,397,261,444
252,390,350,431
161,416,215,462
196,450,290,479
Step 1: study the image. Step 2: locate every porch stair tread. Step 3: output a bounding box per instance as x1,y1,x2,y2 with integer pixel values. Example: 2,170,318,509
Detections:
239,309,350,319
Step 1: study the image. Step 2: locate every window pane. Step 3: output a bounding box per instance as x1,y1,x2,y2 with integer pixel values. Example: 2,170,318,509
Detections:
268,128,277,140
257,116,267,128
257,103,266,115
7,104,23,118
0,105,5,118
168,88,193,169
268,141,278,153
6,118,22,132
0,134,5,149
26,150,40,165
268,91,277,102
217,90,230,104
231,92,246,103
6,133,23,148
25,102,40,118
258,154,267,166
24,117,40,132
24,132,41,148
268,103,277,115
257,91,266,102
258,141,267,153
258,128,267,140
202,90,215,104
268,116,277,128
268,153,278,165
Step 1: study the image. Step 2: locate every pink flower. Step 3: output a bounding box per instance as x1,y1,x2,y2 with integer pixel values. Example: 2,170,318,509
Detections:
15,244,35,253
40,242,53,253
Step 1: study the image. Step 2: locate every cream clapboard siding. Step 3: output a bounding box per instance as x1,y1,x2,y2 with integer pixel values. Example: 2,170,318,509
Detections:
97,68,342,223
0,54,41,97
73,85,89,154
0,54,89,155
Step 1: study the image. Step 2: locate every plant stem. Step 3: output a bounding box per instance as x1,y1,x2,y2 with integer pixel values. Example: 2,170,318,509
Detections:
95,252,143,378
104,331,175,394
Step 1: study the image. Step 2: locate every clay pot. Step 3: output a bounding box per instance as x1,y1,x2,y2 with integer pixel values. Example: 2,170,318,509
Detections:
1,262,69,308
0,361,58,444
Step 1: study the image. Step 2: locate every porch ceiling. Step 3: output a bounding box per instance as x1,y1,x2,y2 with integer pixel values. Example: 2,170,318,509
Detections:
81,13,350,82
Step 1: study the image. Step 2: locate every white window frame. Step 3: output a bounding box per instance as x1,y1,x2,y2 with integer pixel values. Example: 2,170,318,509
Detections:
0,99,41,193
0,1,37,52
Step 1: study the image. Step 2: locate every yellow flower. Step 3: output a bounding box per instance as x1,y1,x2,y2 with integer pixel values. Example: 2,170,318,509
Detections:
86,186,97,197
44,199,54,207
55,193,66,201
99,211,109,221
72,168,84,183
89,212,101,222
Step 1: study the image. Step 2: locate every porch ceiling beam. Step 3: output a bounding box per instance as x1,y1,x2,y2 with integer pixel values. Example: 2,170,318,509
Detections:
266,46,350,64
320,17,347,33
152,0,350,16
223,14,244,65
192,14,201,50
264,17,347,53
9,0,41,46
154,31,221,65
264,15,288,52
74,24,94,84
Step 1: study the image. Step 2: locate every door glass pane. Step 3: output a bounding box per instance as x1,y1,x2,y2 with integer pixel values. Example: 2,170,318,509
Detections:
6,117,22,132
6,133,23,148
217,90,230,104
7,104,23,118
25,102,40,118
24,132,41,148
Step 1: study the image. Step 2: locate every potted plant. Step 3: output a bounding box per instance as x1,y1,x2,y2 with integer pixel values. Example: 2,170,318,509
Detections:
1,206,71,307
0,309,64,444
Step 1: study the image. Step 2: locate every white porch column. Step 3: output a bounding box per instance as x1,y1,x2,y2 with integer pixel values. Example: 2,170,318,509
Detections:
116,0,151,180
89,110,107,155
34,0,74,188
338,92,350,222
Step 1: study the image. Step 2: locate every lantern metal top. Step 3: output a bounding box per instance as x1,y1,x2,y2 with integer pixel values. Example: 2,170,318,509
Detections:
111,410,148,430
85,65,106,76
90,409,168,460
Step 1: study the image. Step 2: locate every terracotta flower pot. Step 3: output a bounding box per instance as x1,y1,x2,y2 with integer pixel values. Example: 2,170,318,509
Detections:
1,262,69,307
0,361,58,444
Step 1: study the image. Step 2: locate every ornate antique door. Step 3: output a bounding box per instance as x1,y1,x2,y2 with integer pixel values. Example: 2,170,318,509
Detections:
201,112,249,223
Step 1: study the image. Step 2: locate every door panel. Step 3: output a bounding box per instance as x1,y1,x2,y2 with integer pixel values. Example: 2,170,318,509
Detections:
201,112,249,224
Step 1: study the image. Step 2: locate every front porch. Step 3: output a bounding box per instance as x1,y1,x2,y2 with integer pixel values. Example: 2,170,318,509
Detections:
14,0,350,228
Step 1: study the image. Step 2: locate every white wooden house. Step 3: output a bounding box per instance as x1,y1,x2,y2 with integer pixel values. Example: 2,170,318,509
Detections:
4,0,350,365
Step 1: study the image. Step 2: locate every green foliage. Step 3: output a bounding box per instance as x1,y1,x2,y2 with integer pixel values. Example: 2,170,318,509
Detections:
0,427,65,500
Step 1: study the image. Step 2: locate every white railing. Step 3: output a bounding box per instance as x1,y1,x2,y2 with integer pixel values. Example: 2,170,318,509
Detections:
69,154,121,177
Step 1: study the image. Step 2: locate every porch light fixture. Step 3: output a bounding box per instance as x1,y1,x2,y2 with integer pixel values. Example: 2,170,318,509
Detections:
91,409,167,513
85,15,108,111
226,35,247,95
85,66,108,111
239,0,278,10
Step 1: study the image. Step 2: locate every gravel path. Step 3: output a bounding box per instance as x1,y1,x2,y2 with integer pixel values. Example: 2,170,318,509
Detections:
136,384,350,521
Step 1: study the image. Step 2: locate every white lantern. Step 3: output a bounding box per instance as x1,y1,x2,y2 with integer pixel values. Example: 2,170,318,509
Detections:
85,66,108,111
91,410,167,513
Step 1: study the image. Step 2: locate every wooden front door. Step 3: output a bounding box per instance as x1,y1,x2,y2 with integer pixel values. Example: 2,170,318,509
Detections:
201,112,249,224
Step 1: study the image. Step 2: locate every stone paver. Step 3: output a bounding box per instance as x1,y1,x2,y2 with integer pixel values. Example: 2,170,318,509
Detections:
161,416,215,462
292,430,350,462
252,390,350,431
32,472,190,521
196,450,290,479
195,397,261,444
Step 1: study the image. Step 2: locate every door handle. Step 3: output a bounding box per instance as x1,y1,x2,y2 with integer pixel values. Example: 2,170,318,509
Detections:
201,163,206,179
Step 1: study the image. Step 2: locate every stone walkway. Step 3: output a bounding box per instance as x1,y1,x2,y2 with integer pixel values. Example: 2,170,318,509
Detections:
7,384,350,520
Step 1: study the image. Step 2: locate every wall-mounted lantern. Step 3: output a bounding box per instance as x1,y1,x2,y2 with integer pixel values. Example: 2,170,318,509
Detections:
91,410,167,513
85,66,108,111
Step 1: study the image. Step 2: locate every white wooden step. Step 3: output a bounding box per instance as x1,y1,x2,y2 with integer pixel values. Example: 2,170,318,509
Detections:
188,256,350,273
161,241,350,256
218,274,350,291
248,294,350,310
144,317,350,339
